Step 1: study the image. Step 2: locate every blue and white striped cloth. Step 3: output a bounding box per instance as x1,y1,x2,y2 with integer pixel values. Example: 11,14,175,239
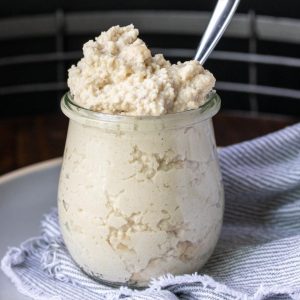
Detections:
2,123,300,300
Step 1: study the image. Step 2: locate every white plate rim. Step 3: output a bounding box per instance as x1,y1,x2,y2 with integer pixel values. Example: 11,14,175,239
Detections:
0,157,62,185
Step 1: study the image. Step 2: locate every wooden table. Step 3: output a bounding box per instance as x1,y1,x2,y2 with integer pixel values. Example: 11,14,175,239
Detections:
0,112,298,175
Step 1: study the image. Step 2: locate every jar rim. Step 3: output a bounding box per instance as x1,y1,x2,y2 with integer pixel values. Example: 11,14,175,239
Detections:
61,91,220,126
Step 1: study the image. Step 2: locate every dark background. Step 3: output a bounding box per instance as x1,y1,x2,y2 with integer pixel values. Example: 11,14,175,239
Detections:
1,0,300,18
1,0,300,117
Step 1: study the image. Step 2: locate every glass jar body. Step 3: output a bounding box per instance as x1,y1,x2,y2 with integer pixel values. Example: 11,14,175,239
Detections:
58,94,224,287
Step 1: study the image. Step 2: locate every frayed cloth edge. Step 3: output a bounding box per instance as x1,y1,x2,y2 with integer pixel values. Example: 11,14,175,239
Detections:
1,245,62,300
2,234,300,300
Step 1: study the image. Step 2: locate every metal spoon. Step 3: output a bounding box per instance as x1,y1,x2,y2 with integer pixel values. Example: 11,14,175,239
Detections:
194,0,240,64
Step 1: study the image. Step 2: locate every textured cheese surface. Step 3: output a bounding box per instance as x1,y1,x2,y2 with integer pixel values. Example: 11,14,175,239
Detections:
58,119,224,286
68,25,215,116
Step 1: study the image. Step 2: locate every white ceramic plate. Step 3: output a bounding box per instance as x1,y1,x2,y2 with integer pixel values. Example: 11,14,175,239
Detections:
0,158,62,300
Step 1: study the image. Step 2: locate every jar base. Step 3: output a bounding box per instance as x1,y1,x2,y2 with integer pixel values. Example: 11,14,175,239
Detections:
79,267,147,290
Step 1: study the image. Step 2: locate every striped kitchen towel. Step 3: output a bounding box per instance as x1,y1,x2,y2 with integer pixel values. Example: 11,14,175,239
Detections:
2,123,300,300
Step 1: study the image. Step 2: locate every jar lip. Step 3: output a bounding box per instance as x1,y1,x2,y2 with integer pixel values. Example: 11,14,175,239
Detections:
61,91,221,124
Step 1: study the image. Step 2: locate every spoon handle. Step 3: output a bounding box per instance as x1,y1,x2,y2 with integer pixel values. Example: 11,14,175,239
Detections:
194,0,240,64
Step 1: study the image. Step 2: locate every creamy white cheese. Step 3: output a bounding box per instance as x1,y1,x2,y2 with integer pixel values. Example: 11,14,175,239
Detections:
67,24,215,116
59,25,223,287
58,113,223,286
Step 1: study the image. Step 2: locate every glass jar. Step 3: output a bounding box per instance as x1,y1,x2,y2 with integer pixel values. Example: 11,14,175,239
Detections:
58,92,224,287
